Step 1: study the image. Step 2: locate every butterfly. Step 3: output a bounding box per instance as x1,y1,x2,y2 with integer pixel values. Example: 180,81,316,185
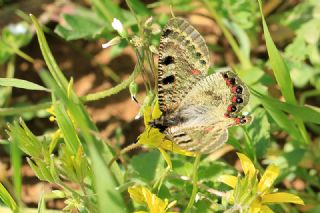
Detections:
149,17,251,154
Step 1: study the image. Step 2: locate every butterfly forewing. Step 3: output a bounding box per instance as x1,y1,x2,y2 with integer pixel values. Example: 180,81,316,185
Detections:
158,17,210,114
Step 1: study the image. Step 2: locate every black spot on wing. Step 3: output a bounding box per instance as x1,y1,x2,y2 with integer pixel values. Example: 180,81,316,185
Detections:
163,29,172,37
161,56,175,65
162,75,175,85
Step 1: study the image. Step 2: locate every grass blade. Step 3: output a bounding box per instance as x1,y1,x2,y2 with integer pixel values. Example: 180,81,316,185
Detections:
0,182,17,213
0,78,50,92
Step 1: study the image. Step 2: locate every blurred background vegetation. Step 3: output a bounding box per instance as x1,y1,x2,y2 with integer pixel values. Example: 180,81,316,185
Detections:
0,0,319,212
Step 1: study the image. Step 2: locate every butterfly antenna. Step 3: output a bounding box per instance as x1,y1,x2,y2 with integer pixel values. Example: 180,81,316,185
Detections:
170,6,175,18
108,143,142,168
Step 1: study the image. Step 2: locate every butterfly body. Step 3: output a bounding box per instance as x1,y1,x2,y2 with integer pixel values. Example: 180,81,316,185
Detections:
151,17,251,153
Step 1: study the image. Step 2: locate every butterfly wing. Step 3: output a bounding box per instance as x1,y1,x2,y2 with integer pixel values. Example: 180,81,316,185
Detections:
170,70,251,127
158,17,210,114
164,70,251,154
165,124,229,154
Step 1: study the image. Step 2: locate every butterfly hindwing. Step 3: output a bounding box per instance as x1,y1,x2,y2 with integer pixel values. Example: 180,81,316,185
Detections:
158,17,210,114
165,124,229,153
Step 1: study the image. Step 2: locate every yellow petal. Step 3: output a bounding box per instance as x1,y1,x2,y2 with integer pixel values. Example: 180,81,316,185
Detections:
258,164,279,194
262,192,304,205
128,185,169,213
143,106,152,126
217,175,237,188
249,199,263,213
152,100,162,119
158,139,196,157
237,153,256,176
128,186,147,204
134,211,148,213
260,205,275,213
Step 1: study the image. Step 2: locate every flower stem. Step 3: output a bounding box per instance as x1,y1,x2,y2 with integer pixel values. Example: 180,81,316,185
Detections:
184,152,201,213
82,65,140,102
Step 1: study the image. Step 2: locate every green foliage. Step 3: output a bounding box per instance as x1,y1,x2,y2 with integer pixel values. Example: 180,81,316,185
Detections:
0,0,320,212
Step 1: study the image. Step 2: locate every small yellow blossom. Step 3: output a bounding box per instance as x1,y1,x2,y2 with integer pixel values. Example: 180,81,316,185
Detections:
47,105,56,122
218,153,304,212
137,101,195,157
128,185,177,213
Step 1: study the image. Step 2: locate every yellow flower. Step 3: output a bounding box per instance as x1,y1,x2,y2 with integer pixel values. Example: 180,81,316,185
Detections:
47,105,56,122
218,153,304,212
137,101,195,157
128,185,177,213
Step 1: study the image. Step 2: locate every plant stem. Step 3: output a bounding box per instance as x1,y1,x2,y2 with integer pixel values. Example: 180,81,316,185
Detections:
82,65,140,102
184,152,201,213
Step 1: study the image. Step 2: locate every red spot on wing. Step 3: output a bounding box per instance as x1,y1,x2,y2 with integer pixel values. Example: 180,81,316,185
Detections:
232,96,237,103
205,127,212,133
191,69,201,75
235,118,241,124
232,86,237,93
227,105,232,112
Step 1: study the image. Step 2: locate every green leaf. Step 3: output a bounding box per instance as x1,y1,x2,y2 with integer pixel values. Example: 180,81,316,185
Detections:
0,78,50,91
131,150,163,182
37,193,46,213
247,108,270,157
54,7,105,40
259,0,296,104
0,182,17,212
53,102,81,153
89,146,126,213
252,89,320,124
91,0,125,24
126,0,151,16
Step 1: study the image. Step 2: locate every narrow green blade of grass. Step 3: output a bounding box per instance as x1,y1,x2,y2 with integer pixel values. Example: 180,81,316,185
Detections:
0,182,17,213
0,78,50,92
10,141,22,206
252,89,320,124
258,0,295,104
265,107,301,140
258,0,310,144
53,101,81,153
30,14,69,91
37,193,46,213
